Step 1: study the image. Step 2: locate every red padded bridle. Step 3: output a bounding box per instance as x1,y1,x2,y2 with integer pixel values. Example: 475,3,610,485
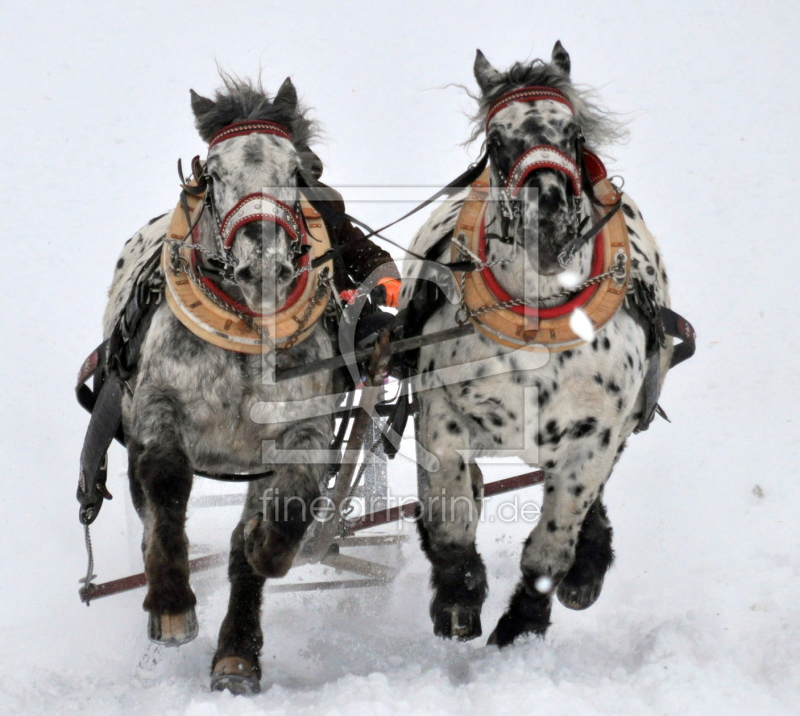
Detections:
197,120,312,316
486,87,582,197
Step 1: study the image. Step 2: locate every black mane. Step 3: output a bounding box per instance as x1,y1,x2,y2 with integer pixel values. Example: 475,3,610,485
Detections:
471,59,626,150
193,75,321,175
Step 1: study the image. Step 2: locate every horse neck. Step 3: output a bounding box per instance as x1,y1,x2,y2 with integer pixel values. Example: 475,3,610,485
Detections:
482,187,595,305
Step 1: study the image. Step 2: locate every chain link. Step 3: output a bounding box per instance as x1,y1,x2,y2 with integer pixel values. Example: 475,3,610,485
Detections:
78,523,96,605
453,237,627,323
283,269,333,350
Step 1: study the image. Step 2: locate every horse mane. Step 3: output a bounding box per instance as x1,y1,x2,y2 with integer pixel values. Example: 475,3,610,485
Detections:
194,73,322,173
468,59,627,151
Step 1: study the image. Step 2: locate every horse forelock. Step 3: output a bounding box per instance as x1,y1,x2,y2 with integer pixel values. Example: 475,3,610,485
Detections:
468,60,627,152
194,74,321,176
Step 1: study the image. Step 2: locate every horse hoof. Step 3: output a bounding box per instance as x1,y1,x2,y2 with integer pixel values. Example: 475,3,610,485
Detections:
210,656,260,695
556,577,604,611
148,607,198,647
433,605,482,641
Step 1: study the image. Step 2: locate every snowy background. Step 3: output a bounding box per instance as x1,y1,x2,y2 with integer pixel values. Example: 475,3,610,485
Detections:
1,1,799,713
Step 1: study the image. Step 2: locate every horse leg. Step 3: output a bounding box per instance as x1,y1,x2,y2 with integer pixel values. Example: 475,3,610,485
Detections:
211,491,266,694
556,441,627,609
243,419,328,578
489,452,616,647
556,492,614,610
417,403,487,640
128,433,197,646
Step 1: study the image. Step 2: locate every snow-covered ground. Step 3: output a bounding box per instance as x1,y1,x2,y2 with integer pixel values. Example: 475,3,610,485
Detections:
1,1,799,713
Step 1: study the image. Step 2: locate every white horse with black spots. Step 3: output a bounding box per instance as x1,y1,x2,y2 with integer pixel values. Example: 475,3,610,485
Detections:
399,43,673,646
103,77,337,692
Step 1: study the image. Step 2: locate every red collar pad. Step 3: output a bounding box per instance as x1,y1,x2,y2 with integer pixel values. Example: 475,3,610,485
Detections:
477,211,605,319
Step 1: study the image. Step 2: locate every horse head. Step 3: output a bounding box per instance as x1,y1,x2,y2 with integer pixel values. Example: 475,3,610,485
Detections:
190,77,322,314
473,43,620,280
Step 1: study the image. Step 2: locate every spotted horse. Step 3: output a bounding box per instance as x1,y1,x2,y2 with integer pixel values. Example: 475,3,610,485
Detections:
399,42,694,646
78,77,350,693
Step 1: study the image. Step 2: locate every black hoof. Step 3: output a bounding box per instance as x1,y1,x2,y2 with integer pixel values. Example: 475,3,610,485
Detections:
432,604,482,641
556,575,605,610
490,583,551,647
211,656,261,695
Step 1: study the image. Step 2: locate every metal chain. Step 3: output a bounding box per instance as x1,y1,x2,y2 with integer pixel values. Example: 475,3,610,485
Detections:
283,270,333,350
451,235,512,270
169,246,266,338
453,239,627,322
164,237,236,271
78,523,96,605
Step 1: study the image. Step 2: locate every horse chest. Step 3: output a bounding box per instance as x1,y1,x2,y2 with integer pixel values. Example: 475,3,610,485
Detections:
132,309,333,469
418,306,646,460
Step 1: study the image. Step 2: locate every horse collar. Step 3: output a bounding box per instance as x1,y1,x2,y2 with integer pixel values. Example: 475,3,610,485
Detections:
453,166,631,352
162,188,333,354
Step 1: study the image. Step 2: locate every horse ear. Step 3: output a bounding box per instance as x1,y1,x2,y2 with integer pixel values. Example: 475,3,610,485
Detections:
474,49,501,94
190,89,215,119
551,40,571,77
274,77,298,112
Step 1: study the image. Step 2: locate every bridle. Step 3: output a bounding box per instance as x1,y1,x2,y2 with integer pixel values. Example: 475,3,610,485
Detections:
177,120,313,317
482,86,619,268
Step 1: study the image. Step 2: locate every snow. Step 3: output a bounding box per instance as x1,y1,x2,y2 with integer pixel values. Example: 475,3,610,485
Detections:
1,1,800,713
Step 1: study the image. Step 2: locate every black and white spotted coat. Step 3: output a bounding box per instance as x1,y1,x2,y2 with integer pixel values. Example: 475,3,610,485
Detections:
399,187,672,584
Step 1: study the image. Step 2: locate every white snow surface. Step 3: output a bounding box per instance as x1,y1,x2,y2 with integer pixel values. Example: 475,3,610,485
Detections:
1,1,799,714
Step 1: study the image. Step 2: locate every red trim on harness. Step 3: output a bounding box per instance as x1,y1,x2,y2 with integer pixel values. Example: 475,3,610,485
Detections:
507,145,582,196
486,86,573,129
220,193,303,249
208,120,292,148
582,150,607,185
477,213,605,319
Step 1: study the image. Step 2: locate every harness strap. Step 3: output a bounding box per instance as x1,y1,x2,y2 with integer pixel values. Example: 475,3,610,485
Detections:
661,306,696,368
77,353,122,526
633,305,697,432
297,152,490,263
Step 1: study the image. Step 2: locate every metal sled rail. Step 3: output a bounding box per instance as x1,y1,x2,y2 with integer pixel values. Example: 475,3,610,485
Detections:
85,469,544,601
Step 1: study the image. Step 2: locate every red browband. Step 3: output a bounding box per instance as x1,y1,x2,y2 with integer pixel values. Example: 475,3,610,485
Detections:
208,120,292,148
486,87,573,130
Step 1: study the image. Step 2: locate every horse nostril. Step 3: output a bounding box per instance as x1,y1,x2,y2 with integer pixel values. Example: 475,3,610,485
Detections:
277,264,293,283
235,266,254,284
